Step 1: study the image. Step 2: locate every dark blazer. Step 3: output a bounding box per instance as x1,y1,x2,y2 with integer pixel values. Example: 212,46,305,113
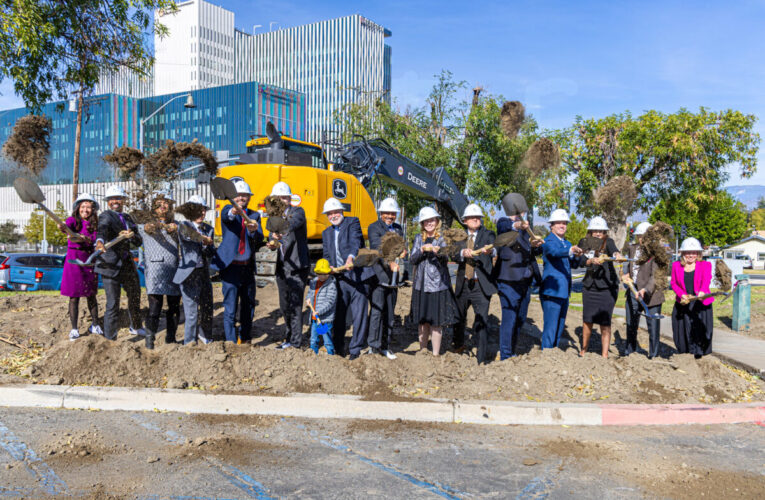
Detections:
580,237,619,290
368,219,404,283
211,204,263,271
322,216,374,282
174,221,215,285
634,258,665,307
94,210,142,278
272,206,310,273
455,225,497,296
492,218,542,284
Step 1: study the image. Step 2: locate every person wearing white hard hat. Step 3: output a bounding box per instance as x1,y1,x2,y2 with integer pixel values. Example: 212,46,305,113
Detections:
57,193,101,341
94,185,145,341
451,203,495,362
577,216,623,358
670,237,714,358
539,209,584,350
366,197,405,359
174,195,215,345
493,203,543,360
322,197,373,359
137,191,182,349
266,181,310,350
211,179,264,344
622,222,664,358
410,206,458,356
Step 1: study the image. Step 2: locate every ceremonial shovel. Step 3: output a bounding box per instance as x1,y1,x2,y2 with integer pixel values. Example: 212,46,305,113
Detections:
13,177,78,239
331,248,380,273
210,177,255,224
68,231,134,267
621,276,665,320
472,230,520,256
680,291,730,305
501,192,543,242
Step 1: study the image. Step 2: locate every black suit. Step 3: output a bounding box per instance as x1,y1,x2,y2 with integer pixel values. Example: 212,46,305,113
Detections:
322,217,371,356
367,219,404,351
272,206,310,346
453,226,496,363
94,209,143,340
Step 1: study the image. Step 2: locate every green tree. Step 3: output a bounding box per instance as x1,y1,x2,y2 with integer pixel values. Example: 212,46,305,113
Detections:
23,201,69,247
561,108,760,248
751,208,765,230
757,196,765,209
0,0,176,201
649,192,749,247
0,221,22,244
565,214,588,248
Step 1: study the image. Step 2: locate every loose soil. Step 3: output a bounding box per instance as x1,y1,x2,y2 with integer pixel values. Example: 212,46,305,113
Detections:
1,284,763,404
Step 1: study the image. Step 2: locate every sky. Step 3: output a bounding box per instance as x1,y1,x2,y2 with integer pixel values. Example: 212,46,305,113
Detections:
1,0,764,186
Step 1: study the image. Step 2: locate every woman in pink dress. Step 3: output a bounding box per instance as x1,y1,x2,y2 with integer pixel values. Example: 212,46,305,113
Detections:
58,193,101,341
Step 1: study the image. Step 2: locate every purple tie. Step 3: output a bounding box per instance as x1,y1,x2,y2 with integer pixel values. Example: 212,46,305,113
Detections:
118,213,127,229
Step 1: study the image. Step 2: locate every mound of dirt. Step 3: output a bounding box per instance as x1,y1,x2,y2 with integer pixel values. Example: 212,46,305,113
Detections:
41,428,129,466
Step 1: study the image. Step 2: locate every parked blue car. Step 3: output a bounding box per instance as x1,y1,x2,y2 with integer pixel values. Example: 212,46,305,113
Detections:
0,252,145,292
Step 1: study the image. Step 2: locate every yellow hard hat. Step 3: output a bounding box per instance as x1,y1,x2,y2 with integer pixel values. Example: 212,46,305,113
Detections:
314,258,331,275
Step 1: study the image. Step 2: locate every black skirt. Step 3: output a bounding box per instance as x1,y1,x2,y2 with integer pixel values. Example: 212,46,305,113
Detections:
672,301,713,356
411,288,459,326
582,287,618,325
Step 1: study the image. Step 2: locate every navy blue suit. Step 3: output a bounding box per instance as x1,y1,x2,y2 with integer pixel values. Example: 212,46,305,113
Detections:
322,216,371,356
493,218,541,359
367,219,404,351
539,233,581,349
212,204,263,342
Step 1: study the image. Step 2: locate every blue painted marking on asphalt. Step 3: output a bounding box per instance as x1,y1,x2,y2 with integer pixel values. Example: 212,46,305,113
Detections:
516,475,554,500
0,486,39,498
292,422,467,499
0,420,69,496
129,414,275,499
137,496,238,500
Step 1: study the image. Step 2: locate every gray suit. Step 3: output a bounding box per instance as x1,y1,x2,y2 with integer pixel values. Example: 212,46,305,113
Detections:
174,221,215,344
271,206,310,346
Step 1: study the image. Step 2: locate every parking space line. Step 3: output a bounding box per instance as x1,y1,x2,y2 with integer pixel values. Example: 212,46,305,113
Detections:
129,414,275,500
291,421,469,499
0,420,68,496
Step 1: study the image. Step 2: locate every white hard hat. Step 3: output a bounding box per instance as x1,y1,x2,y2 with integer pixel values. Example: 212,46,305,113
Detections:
270,181,291,197
72,193,99,212
462,203,483,218
548,209,570,223
234,180,252,196
104,186,127,200
679,237,703,252
587,216,609,231
187,194,208,208
322,197,344,214
418,206,440,222
634,222,651,236
378,197,400,213
153,190,174,203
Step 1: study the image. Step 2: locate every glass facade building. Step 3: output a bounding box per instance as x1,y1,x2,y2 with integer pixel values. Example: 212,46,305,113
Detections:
0,81,305,187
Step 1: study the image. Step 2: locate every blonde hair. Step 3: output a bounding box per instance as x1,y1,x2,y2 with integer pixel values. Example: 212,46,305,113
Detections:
420,218,442,240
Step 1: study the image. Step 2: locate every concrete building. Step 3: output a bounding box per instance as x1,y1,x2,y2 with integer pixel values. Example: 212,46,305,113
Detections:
721,234,765,270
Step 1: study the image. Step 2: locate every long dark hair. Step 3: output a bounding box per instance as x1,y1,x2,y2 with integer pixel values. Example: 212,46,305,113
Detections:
72,201,98,233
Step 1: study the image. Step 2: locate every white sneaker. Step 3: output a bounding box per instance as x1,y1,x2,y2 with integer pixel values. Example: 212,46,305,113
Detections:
278,342,293,349
89,324,104,336
384,350,397,360
199,335,212,345
69,329,80,341
130,328,146,337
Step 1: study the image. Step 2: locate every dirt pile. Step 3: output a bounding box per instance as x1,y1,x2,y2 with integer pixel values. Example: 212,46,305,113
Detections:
42,428,129,466
1,115,52,175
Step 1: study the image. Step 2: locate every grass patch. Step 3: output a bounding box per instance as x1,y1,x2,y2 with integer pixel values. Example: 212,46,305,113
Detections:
0,289,62,298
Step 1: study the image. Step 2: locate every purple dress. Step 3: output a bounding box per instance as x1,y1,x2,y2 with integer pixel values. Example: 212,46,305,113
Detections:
60,217,98,298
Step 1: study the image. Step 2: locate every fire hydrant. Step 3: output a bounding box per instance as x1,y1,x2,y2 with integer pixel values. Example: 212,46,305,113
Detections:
732,274,750,332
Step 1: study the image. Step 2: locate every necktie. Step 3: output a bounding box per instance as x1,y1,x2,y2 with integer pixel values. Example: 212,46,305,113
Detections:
238,218,246,255
335,226,343,267
117,213,127,229
466,234,475,280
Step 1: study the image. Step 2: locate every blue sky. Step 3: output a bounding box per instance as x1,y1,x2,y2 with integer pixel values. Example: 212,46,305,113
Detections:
2,0,764,186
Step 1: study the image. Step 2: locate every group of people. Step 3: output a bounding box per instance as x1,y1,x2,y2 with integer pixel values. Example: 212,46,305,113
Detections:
58,181,717,360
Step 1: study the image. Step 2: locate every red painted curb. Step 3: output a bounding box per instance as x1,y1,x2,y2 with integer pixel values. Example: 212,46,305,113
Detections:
600,404,765,426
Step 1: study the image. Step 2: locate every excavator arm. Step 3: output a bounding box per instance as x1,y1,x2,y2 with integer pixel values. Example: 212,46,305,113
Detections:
334,136,469,225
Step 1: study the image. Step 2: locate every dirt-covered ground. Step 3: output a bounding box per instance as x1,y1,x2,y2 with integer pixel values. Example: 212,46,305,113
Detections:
0,284,763,404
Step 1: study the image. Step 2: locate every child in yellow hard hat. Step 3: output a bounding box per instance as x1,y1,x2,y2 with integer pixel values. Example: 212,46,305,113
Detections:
306,259,337,354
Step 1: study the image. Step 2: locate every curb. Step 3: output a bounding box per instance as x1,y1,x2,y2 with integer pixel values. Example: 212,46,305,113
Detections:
1,385,764,426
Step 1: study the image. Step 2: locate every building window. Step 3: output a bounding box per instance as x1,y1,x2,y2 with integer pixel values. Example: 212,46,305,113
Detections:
758,253,765,261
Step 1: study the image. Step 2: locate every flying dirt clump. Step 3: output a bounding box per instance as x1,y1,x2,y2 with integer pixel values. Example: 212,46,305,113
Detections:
594,175,638,223
144,139,218,181
175,201,207,221
103,146,145,180
522,138,560,176
639,221,674,292
380,232,407,262
264,195,288,217
500,101,525,140
2,115,53,176
714,260,732,292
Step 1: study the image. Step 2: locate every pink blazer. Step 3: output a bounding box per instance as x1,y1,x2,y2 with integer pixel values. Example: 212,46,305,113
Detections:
671,260,714,305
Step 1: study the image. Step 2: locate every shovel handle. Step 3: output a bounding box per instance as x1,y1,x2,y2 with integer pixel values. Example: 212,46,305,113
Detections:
331,262,353,273
228,199,254,224
622,276,661,318
680,291,727,305
38,203,78,238
524,226,542,242
104,231,133,250
307,303,321,324
471,244,494,257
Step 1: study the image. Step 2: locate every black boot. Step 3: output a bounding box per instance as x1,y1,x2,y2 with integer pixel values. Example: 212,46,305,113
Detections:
165,334,176,344
145,333,155,350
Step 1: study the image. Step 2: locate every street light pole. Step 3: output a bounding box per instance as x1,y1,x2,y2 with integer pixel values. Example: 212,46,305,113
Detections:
138,93,196,151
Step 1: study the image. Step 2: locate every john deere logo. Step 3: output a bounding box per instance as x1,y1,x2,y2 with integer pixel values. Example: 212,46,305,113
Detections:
332,179,347,199
397,166,404,176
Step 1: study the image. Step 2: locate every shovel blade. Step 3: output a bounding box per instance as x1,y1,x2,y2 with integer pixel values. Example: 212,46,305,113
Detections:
501,192,529,217
494,230,520,248
210,176,238,201
13,177,45,204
